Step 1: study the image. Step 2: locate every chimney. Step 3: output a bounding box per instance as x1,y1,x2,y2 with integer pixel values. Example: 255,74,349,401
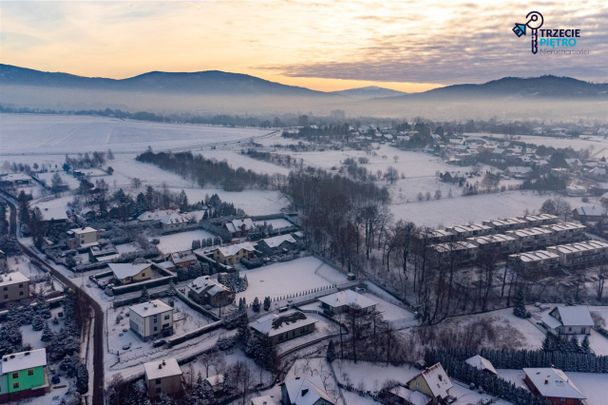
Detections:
158,364,162,369
544,379,548,384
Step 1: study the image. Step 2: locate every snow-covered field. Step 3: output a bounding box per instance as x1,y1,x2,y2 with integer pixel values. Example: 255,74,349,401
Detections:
155,229,216,254
0,113,269,154
200,149,290,176
390,190,585,228
236,256,348,302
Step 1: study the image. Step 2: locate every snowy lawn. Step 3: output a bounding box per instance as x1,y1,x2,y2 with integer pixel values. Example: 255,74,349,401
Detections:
236,256,348,303
155,229,216,254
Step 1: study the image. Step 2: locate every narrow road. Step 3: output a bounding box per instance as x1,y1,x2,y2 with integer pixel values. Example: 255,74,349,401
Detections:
0,191,104,405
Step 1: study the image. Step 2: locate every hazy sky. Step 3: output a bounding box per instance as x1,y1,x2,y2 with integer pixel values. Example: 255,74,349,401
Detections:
1,0,606,92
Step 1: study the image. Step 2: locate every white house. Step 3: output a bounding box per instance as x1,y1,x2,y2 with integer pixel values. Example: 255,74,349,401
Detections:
318,289,377,315
406,363,453,402
464,354,497,375
543,306,594,335
129,299,174,340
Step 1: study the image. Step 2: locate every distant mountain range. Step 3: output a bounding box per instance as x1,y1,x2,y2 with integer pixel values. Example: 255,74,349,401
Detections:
0,63,607,100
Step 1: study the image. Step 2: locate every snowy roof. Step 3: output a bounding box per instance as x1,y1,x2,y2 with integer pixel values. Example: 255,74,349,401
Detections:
137,209,193,225
545,222,586,232
188,276,231,296
550,240,608,255
318,289,377,310
523,368,585,399
108,262,150,280
465,355,497,375
1,349,47,374
225,218,255,234
507,226,552,238
70,226,97,234
250,310,317,337
408,363,453,398
550,306,593,327
574,205,605,217
513,250,560,263
130,299,173,318
143,358,182,380
216,241,256,257
0,271,29,287
0,173,31,182
283,376,334,405
170,250,196,264
388,385,430,405
260,234,296,248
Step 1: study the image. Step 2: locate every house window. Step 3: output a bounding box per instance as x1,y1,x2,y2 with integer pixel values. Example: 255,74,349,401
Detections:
13,383,19,389
154,326,158,332
156,387,162,394
12,372,18,379
156,379,161,384
19,291,24,296
28,369,34,376
164,314,170,320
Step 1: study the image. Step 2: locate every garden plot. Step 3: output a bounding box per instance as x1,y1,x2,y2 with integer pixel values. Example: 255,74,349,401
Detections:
176,187,288,216
115,242,140,254
0,113,268,154
236,256,348,303
32,195,73,222
106,298,215,361
155,229,216,255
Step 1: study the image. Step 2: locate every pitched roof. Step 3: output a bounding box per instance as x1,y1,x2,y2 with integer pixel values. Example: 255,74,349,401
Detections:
524,368,585,399
1,349,47,373
283,376,334,405
465,354,497,375
216,241,256,257
318,289,377,310
130,299,173,318
188,276,231,296
388,386,431,405
408,362,453,399
260,234,296,248
251,310,317,337
225,218,255,234
108,262,150,280
550,306,594,327
144,358,182,380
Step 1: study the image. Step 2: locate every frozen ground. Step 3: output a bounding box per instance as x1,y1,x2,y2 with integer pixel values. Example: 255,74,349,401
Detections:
236,256,348,303
0,113,269,154
390,190,586,228
200,150,290,176
154,229,216,254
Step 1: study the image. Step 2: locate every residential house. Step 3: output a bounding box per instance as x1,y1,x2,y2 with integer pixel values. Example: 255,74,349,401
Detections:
250,310,317,345
170,250,198,268
542,306,593,335
280,376,335,405
0,349,48,403
89,244,120,263
213,242,256,265
187,276,235,307
0,271,30,305
547,240,608,268
430,241,478,266
137,209,196,231
318,289,377,315
572,205,605,223
67,226,99,248
542,222,587,244
224,218,255,237
143,358,182,400
256,234,297,255
506,227,553,250
507,250,561,274
129,299,174,340
523,368,585,405
405,363,453,404
108,262,152,285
